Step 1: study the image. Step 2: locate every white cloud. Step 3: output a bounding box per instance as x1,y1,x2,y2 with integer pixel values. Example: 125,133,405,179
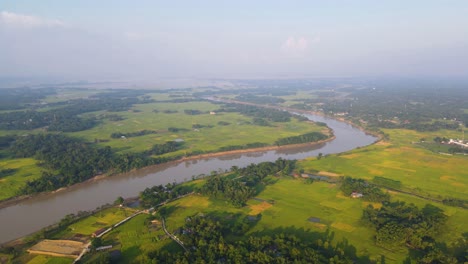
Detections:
0,11,65,29
282,36,308,53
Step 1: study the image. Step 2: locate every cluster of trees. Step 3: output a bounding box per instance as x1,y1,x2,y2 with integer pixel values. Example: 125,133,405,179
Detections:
139,183,192,208
319,84,468,130
146,141,183,156
372,176,402,189
275,132,328,146
201,174,255,207
0,87,56,110
184,109,203,115
0,168,16,178
0,95,149,132
148,215,364,263
362,201,465,263
168,127,189,132
442,198,468,209
222,104,292,123
201,159,295,206
217,142,268,152
110,130,157,139
340,177,390,202
235,94,286,104
192,124,212,129
8,134,183,195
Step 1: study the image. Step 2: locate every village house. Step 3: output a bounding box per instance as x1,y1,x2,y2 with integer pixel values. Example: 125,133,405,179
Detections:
351,192,363,198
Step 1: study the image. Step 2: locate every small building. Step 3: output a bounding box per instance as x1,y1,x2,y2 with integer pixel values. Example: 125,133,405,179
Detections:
351,192,363,198
92,228,107,238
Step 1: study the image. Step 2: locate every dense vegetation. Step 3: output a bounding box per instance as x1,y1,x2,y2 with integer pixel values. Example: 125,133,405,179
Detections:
0,91,152,132
363,202,465,263
222,104,292,123
139,183,193,208
148,215,364,263
0,87,56,110
340,177,390,202
275,131,328,146
9,134,181,195
201,159,295,206
110,130,157,138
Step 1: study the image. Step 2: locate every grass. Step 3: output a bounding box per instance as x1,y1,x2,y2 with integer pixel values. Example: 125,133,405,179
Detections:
0,157,43,201
53,207,136,239
0,96,325,201
100,214,167,263
138,174,467,263
68,100,325,155
27,255,73,264
298,129,468,200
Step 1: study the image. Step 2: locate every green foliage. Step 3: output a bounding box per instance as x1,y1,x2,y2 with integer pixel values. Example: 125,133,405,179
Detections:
217,142,268,152
0,93,150,132
139,183,193,208
0,168,16,178
363,201,447,250
184,109,203,115
201,158,295,206
110,130,157,138
9,134,182,195
222,104,292,122
372,176,402,189
148,215,361,263
235,94,286,104
340,177,390,202
275,131,328,146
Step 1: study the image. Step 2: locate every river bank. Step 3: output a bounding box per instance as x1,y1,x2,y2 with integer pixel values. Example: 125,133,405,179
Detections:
0,133,334,211
0,105,377,245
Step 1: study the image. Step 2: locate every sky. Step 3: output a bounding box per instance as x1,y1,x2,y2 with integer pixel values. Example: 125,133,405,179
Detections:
1,1,468,81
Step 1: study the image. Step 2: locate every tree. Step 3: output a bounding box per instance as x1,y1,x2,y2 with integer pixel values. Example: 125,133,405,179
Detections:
91,237,103,249
114,196,124,206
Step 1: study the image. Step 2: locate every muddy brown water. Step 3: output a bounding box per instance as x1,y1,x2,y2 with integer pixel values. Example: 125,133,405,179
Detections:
0,113,376,244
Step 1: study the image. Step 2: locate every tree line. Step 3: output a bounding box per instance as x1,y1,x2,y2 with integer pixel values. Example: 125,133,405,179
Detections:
363,201,466,263
200,158,295,207
148,214,365,263
110,130,157,139
275,132,328,146
8,134,182,195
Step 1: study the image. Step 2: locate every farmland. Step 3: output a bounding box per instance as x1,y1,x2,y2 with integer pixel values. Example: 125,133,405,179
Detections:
0,88,328,201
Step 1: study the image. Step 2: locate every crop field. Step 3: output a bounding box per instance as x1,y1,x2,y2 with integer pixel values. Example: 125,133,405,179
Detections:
299,129,468,200
53,207,136,239
99,214,167,263
0,157,43,201
27,240,84,258
26,255,73,264
130,170,467,263
69,100,324,155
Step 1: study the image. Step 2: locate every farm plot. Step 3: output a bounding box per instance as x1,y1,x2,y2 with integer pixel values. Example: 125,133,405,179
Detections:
27,240,85,258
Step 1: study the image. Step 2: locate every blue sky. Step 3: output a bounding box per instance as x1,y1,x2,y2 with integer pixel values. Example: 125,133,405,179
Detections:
1,1,467,80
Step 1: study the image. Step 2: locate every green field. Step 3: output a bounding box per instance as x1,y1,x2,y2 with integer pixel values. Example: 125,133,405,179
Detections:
70,100,325,155
93,214,167,263
26,255,73,264
97,174,467,263
0,158,43,201
0,90,326,201
52,207,137,239
299,129,468,200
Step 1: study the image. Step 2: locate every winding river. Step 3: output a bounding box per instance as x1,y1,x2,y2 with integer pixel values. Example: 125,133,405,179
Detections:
0,113,376,244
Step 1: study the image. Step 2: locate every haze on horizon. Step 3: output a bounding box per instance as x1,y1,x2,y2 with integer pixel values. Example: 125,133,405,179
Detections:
1,0,468,82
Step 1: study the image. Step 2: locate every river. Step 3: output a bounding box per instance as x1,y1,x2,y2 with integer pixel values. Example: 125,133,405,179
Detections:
0,113,376,244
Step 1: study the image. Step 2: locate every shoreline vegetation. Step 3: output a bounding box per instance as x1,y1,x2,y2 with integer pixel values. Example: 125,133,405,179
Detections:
0,97,385,211
0,133,335,212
